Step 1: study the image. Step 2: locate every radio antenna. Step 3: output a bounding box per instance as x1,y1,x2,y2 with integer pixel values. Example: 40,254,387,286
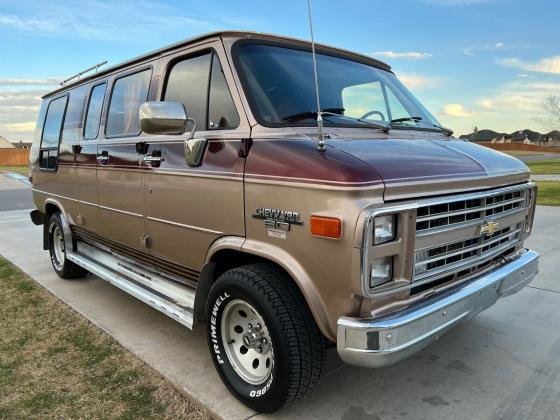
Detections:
307,0,326,152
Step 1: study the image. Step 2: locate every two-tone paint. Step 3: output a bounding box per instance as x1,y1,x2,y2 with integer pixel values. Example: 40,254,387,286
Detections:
30,31,532,342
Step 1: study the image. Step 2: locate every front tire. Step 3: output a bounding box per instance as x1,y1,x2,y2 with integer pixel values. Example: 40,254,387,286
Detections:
206,263,325,413
48,212,87,279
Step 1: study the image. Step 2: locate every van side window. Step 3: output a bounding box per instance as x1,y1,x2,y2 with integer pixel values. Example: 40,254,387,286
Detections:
164,53,212,130
208,53,239,129
84,82,107,140
40,95,68,170
106,69,151,138
62,85,88,144
164,52,239,131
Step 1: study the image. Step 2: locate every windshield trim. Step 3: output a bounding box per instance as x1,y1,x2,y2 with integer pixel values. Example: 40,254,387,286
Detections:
231,39,401,130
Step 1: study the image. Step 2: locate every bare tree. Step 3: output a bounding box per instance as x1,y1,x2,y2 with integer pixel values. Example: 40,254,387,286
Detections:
534,95,560,132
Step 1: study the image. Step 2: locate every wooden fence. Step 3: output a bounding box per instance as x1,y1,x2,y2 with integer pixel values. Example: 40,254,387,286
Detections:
0,149,30,166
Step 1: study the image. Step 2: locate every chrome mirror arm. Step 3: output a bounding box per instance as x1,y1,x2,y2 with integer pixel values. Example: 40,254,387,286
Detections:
185,117,197,140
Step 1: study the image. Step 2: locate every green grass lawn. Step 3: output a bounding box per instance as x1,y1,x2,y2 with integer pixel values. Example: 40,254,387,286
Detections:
0,165,28,176
526,160,560,174
535,181,560,206
0,257,206,419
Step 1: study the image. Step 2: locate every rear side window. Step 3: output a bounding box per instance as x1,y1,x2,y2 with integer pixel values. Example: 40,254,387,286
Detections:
84,82,107,140
40,95,68,170
164,52,239,130
106,69,151,138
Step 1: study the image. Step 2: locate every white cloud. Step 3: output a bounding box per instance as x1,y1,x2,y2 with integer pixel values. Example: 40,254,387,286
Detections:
0,91,44,107
0,1,227,42
0,14,60,32
371,51,433,60
398,73,440,90
0,77,60,86
498,56,560,74
0,122,36,133
0,90,45,141
441,104,472,117
462,41,518,56
477,81,560,112
0,1,267,43
439,80,559,135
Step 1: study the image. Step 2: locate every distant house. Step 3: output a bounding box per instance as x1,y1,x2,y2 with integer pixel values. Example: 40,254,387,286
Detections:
13,140,32,149
491,135,510,144
0,136,16,149
542,131,560,147
461,128,560,147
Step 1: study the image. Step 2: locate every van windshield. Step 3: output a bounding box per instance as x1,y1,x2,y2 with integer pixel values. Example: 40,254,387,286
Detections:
235,43,441,132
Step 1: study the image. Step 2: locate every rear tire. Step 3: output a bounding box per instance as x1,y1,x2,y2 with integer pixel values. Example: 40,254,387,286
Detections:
48,212,87,279
206,263,326,413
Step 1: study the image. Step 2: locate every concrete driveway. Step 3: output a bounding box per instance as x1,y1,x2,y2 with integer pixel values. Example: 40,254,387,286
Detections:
1,172,559,420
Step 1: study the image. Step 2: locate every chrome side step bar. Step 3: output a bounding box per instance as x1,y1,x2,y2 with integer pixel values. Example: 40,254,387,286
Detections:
66,241,195,329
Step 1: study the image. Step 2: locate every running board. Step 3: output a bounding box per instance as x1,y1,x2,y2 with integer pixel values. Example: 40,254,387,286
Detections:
66,241,195,329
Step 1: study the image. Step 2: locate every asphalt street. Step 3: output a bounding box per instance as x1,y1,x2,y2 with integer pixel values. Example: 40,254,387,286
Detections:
516,153,560,162
0,172,559,420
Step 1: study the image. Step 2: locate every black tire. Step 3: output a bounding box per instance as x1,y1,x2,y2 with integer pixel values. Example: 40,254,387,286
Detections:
206,263,326,413
48,212,88,279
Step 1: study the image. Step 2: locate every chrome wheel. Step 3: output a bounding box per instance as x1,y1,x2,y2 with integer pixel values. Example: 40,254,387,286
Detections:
52,225,65,267
221,299,274,385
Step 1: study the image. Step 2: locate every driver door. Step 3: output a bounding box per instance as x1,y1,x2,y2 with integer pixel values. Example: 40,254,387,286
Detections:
143,43,249,279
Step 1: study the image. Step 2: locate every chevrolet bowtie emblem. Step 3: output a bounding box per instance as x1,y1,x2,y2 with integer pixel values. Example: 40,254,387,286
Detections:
479,220,500,235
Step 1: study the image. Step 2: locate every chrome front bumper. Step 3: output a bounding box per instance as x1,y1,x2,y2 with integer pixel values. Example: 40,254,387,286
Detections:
337,249,539,368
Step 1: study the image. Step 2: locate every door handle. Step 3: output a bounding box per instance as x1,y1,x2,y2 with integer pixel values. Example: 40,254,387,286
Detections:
97,151,109,164
72,144,82,154
143,154,162,163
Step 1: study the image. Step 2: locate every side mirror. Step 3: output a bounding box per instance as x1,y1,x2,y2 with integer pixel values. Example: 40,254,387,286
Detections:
139,101,192,136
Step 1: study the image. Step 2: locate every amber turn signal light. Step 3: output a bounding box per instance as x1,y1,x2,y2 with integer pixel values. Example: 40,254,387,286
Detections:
310,216,342,239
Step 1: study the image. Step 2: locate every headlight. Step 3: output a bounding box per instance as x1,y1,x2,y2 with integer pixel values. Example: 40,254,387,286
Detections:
374,214,396,245
370,256,394,287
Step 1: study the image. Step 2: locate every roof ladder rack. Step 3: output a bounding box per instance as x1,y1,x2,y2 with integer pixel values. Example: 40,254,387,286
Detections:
60,61,108,86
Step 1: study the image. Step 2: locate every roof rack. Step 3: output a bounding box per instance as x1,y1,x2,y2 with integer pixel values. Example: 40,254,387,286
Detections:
60,61,108,86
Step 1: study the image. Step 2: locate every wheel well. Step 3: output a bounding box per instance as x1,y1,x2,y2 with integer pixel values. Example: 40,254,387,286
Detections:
193,250,298,328
43,203,60,250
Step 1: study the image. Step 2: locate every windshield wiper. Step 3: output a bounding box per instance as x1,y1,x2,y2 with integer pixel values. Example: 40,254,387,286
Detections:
390,116,454,136
425,122,454,136
282,108,345,122
283,110,389,132
390,116,422,124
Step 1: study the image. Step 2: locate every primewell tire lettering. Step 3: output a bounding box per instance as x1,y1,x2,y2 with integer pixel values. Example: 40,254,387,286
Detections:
249,374,274,398
211,292,230,364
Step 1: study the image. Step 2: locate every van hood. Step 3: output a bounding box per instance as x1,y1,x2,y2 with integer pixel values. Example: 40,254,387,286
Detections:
328,138,530,200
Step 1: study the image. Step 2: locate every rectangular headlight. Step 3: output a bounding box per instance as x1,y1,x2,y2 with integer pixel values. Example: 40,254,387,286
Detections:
370,256,394,287
374,214,396,245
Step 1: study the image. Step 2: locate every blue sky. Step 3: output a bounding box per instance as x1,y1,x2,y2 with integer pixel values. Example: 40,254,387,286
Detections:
1,0,559,141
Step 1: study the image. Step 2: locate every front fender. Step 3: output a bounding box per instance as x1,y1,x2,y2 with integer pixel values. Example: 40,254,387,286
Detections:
204,236,334,340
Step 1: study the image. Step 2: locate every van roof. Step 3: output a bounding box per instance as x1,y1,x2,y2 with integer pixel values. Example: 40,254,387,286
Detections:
43,30,392,99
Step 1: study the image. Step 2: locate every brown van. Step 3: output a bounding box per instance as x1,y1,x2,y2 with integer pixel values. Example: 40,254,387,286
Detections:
29,31,539,412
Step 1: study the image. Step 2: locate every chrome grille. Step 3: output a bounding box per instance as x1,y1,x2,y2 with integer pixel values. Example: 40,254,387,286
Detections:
411,185,531,294
416,188,527,233
414,222,523,283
